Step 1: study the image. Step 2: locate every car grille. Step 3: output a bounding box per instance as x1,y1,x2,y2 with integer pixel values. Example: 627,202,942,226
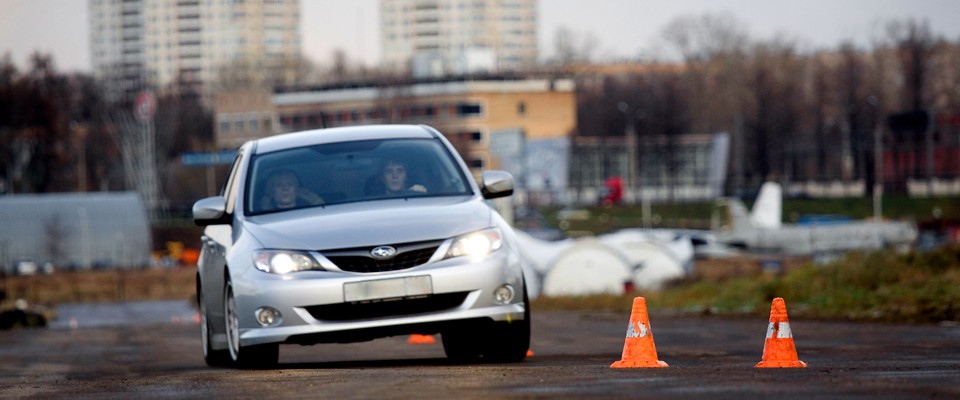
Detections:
321,240,442,273
304,292,470,321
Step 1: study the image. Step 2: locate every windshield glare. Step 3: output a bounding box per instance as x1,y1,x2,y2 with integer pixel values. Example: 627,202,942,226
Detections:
245,138,471,215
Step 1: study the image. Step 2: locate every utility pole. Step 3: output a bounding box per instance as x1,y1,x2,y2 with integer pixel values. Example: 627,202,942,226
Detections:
619,102,650,227
618,102,638,203
734,114,744,197
72,122,88,192
869,96,883,220
925,109,935,194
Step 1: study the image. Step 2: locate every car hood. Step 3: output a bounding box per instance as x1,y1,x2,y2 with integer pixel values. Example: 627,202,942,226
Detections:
243,196,493,250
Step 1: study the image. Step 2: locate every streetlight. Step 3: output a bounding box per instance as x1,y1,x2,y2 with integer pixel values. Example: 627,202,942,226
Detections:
618,102,650,227
71,121,88,192
868,95,883,220
617,102,637,200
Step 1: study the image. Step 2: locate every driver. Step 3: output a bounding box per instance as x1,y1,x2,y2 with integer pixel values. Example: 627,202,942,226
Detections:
381,159,427,195
261,169,322,210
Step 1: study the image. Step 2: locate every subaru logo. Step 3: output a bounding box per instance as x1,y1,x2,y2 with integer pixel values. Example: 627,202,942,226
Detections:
370,246,397,260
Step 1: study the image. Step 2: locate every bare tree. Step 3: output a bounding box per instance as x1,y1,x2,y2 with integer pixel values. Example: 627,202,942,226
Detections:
661,12,749,134
880,18,942,183
885,19,939,112
552,26,599,66
661,13,749,63
804,53,833,182
839,44,865,181
331,49,349,82
741,37,804,185
0,52,110,194
930,41,960,113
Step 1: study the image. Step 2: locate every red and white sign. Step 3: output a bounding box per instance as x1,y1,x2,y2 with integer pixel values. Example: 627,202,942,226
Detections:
134,91,157,122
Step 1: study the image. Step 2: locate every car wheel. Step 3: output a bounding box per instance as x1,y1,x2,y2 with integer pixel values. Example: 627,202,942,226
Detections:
224,279,279,369
441,323,483,362
481,287,530,363
442,284,530,363
199,279,231,367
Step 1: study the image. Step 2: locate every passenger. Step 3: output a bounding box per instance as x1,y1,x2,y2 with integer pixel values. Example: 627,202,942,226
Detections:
381,158,427,195
262,169,321,210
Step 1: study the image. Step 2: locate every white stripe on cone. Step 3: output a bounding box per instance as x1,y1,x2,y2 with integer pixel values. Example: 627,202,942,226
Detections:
765,321,793,339
626,321,649,338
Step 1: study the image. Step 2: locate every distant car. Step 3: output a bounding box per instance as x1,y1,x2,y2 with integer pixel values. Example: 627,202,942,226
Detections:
193,125,529,368
14,259,37,276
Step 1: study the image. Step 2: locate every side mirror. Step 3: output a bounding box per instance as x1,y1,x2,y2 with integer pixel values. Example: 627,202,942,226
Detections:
192,196,229,226
480,170,514,199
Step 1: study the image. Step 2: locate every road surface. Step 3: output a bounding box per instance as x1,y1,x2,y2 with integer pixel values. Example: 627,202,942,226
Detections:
1,301,959,398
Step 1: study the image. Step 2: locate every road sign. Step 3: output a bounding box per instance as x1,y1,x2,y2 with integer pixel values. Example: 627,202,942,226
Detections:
180,150,237,166
135,91,157,122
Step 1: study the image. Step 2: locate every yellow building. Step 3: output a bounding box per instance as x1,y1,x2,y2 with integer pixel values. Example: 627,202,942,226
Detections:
214,77,576,178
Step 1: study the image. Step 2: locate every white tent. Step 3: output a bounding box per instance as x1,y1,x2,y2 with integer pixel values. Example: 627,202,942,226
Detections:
513,230,575,299
0,192,151,271
514,227,698,296
513,229,574,274
599,229,692,291
541,239,632,296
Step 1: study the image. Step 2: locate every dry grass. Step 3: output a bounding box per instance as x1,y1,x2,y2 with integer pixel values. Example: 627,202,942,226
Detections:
0,268,196,308
534,246,960,323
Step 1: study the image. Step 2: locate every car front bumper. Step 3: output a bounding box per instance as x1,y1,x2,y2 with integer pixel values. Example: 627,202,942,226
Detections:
231,249,526,347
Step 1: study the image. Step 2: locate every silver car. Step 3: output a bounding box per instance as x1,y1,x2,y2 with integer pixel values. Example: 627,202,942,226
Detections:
193,125,529,368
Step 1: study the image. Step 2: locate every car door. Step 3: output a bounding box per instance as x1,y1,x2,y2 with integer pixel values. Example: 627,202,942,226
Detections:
199,149,245,340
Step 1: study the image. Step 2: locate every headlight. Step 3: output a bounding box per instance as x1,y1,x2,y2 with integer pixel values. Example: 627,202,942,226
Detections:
445,228,503,260
253,250,322,274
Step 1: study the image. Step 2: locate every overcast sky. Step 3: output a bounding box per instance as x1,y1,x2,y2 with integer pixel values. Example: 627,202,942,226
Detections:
2,0,959,73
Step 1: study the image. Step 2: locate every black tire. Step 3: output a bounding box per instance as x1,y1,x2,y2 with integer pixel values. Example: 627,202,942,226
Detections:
235,343,280,370
482,288,530,363
441,323,484,362
224,279,279,369
442,284,530,363
198,277,231,367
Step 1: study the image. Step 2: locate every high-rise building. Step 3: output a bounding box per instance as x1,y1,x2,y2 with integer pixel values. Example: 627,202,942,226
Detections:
89,0,301,100
380,0,538,77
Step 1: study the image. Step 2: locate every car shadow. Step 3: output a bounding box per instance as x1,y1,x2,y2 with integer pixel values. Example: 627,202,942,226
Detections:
276,356,531,370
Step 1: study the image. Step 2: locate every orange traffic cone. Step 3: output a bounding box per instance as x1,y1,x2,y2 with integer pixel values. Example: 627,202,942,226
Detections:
611,297,668,368
526,349,534,357
756,297,807,368
407,334,436,345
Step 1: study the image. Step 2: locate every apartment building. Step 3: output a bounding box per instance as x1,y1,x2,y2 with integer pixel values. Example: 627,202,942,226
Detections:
89,0,300,99
380,0,538,77
214,77,575,194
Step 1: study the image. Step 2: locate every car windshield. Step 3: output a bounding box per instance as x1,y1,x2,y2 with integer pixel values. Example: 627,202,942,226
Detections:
245,138,472,215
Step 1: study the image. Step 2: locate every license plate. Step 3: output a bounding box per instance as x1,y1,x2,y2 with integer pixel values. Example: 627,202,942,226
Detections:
343,276,433,302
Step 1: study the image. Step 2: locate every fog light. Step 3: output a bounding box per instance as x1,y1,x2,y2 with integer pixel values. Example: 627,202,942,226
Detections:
493,284,515,304
255,307,282,327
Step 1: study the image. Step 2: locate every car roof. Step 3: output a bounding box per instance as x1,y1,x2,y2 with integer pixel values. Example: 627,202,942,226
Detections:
251,125,439,155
